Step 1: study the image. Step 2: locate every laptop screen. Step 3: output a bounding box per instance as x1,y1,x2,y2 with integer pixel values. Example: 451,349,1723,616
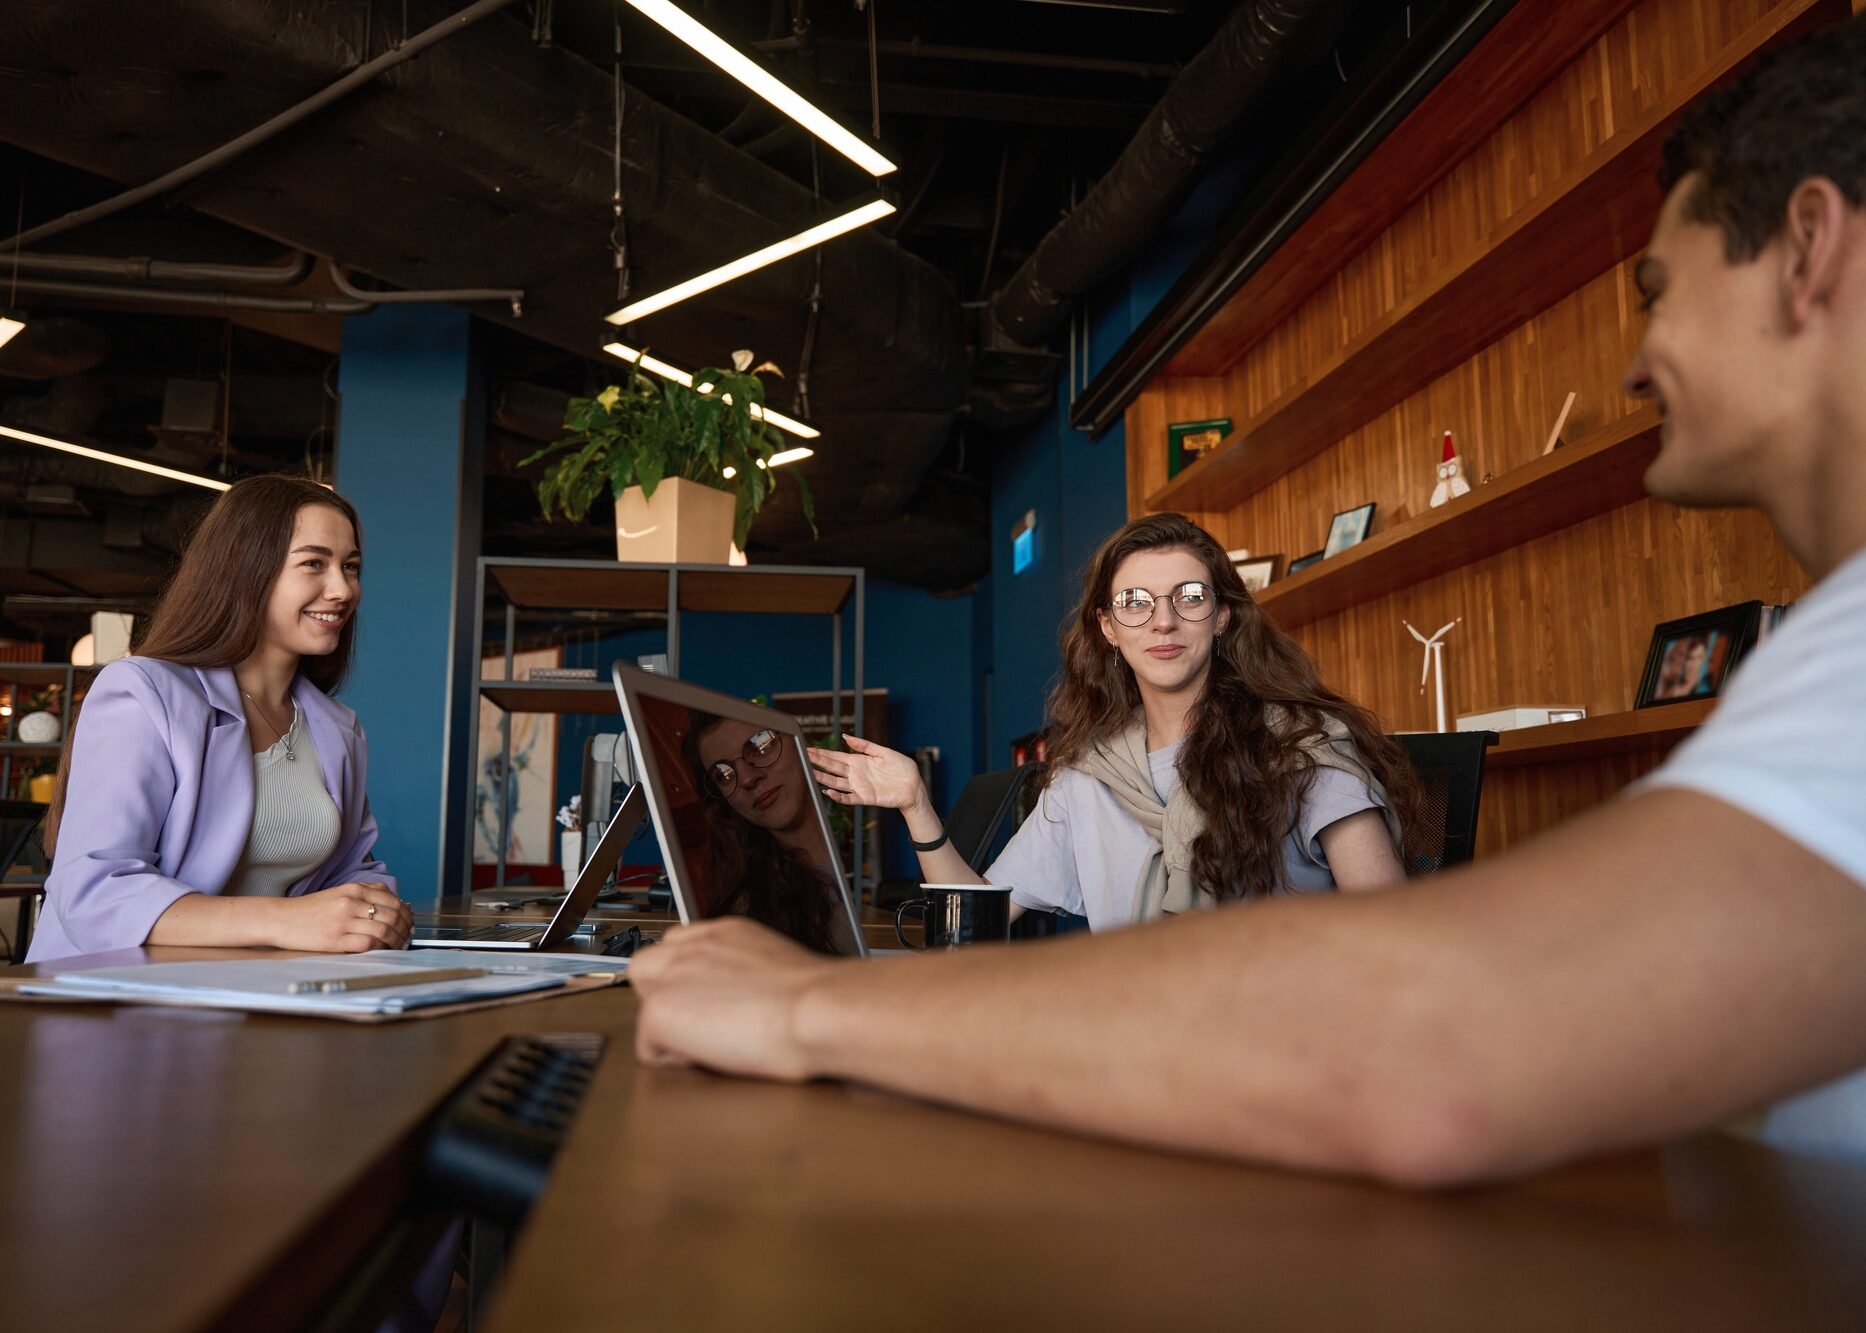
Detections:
624,680,863,957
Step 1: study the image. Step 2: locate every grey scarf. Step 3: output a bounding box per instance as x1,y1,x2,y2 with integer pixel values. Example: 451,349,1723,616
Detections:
1072,707,1401,922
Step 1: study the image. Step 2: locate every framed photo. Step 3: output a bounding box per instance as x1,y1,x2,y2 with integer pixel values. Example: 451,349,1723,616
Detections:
475,646,560,866
1232,554,1281,594
1633,602,1764,709
1167,418,1232,478
1323,502,1376,558
1287,550,1324,576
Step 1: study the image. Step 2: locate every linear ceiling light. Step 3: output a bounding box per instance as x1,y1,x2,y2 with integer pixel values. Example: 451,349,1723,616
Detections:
0,314,24,349
623,0,897,178
0,424,231,491
721,448,814,480
602,341,822,441
605,198,895,326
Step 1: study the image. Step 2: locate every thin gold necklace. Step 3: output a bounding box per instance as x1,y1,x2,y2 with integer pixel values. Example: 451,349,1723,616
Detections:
242,689,297,761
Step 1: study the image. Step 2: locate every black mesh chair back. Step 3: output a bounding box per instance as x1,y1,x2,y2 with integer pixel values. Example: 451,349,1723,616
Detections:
945,763,1046,873
1,800,49,962
1388,733,1496,874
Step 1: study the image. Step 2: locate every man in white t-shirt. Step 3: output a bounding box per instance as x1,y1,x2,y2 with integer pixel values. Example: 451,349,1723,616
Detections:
629,17,1866,1184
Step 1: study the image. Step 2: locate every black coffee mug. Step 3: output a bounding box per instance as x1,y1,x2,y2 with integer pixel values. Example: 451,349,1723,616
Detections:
895,883,1014,949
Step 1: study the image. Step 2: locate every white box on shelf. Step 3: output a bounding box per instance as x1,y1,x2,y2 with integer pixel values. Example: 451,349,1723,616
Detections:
1456,706,1587,733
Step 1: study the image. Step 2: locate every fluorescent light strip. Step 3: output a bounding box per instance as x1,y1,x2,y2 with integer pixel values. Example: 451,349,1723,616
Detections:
721,447,813,481
0,316,24,350
606,198,895,326
603,342,822,441
624,0,897,178
0,424,231,491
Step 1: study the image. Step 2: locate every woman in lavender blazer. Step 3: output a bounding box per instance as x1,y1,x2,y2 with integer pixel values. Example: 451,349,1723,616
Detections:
30,475,413,962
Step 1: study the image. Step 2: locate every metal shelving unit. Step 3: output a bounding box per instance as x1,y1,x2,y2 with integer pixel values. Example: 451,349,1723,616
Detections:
466,557,869,901
0,662,98,797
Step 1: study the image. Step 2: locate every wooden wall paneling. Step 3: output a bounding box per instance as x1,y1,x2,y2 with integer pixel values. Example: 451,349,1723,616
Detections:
1475,751,1671,856
1167,0,1643,377
1146,0,1837,516
1288,497,1806,738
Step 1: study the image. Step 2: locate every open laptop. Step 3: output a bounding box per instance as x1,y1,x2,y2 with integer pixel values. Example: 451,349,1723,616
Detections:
611,662,867,957
409,787,644,950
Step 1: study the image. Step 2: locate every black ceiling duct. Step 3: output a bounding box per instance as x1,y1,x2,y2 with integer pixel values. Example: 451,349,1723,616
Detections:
989,0,1346,347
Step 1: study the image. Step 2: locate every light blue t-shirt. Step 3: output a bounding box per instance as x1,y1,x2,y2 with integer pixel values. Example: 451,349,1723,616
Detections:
984,737,1383,932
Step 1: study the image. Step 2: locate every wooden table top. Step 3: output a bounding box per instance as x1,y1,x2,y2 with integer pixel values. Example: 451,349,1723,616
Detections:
6,944,1866,1332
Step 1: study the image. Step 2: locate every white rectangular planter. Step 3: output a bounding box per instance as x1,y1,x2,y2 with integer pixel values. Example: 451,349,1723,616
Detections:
614,477,736,564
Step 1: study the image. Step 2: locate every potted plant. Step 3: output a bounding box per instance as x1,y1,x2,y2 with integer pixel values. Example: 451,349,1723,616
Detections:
524,351,814,564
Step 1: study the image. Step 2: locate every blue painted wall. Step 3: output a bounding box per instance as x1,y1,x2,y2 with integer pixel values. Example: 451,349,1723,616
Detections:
983,150,1262,754
335,306,482,906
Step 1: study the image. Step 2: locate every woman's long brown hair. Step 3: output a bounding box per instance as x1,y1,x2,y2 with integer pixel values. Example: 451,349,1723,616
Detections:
1041,513,1423,898
681,713,844,954
43,475,364,855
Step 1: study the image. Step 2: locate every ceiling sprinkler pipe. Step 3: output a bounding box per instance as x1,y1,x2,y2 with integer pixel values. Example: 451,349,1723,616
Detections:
6,251,314,286
7,277,373,315
327,261,525,316
0,0,525,254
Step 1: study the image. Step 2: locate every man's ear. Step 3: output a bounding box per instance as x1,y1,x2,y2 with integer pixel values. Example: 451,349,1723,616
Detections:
1781,177,1850,329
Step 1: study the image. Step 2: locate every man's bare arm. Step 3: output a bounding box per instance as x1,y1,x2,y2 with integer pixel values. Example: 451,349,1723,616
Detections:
633,788,1866,1186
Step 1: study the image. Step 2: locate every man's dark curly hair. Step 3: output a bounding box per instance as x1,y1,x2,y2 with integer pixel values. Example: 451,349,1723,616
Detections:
1660,14,1866,261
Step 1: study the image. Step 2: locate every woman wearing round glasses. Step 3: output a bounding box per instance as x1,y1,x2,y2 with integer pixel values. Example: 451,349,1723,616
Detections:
681,714,858,955
811,513,1421,930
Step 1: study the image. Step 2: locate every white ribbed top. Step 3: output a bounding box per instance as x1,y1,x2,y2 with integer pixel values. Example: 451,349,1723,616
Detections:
223,702,342,897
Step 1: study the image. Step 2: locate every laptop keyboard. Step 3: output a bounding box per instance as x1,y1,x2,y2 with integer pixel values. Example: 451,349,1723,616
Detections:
419,924,545,942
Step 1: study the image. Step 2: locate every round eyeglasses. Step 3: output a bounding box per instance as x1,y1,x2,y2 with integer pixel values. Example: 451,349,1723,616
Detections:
705,728,783,796
1109,581,1216,627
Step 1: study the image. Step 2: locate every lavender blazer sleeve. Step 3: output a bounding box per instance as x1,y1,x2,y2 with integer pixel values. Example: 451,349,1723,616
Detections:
27,657,395,963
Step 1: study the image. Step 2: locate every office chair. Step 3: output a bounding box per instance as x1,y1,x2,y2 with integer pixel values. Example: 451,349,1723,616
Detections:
1388,732,1497,874
944,762,1047,871
0,800,49,963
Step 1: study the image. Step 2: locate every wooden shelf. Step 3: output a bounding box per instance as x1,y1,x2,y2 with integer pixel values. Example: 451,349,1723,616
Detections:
1487,699,1713,769
1166,0,1638,378
478,680,619,715
1144,0,1828,516
485,559,855,615
0,664,99,686
1256,407,1661,627
0,742,63,756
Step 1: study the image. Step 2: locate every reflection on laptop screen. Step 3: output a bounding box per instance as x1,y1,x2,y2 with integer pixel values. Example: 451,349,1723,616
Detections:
633,692,862,957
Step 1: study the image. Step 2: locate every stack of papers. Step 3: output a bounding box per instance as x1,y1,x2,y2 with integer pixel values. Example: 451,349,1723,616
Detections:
22,949,630,1018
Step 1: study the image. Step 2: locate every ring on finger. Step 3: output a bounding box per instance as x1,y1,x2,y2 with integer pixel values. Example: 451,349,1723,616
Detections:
366,904,378,920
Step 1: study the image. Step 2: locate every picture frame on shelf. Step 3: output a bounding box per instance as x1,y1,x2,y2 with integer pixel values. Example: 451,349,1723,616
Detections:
1166,418,1232,479
1286,550,1324,576
1323,502,1376,558
1232,555,1281,594
1633,602,1763,709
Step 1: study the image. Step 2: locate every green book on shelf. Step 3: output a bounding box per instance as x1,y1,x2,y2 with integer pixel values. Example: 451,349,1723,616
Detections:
1167,418,1232,479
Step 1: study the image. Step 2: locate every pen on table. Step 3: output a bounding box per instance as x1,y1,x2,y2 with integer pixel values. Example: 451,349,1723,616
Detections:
289,966,487,995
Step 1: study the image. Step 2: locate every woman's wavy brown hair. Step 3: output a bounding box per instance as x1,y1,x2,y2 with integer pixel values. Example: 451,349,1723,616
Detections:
43,475,362,855
681,713,845,955
1041,512,1423,898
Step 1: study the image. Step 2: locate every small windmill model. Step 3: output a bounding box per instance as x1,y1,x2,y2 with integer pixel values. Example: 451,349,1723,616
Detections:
1404,617,1462,732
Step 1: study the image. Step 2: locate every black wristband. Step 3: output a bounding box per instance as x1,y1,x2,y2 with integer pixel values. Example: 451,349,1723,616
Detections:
911,827,950,853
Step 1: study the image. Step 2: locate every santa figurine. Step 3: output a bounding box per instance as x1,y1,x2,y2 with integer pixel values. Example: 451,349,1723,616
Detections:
1430,430,1473,508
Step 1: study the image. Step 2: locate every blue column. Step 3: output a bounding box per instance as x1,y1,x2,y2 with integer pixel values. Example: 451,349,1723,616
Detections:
335,306,483,906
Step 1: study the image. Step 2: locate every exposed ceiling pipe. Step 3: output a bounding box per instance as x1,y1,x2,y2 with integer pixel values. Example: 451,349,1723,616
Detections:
989,0,1346,346
0,0,525,253
752,36,1181,79
328,260,525,316
6,277,373,316
6,251,312,286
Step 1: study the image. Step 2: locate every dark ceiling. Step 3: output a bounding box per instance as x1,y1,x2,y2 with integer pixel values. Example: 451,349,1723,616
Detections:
1,0,1443,642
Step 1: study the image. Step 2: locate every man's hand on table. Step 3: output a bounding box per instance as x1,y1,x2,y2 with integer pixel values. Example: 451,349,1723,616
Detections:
631,917,838,1081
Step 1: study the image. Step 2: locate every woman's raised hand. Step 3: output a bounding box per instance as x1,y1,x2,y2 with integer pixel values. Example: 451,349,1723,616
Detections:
808,734,926,811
